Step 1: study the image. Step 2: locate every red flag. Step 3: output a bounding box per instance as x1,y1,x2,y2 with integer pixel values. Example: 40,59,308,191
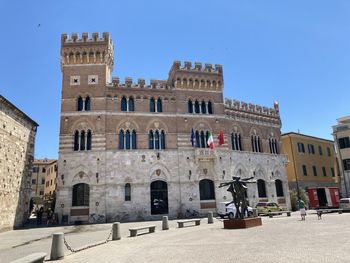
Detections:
218,130,224,146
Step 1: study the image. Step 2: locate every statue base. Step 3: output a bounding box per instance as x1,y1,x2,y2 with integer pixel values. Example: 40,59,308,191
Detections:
223,217,262,229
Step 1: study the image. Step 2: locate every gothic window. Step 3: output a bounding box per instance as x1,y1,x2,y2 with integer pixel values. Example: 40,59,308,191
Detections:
150,98,155,112
119,130,124,149
132,130,137,149
201,101,206,114
200,131,206,148
121,96,127,112
268,138,278,154
149,130,154,149
188,100,193,113
157,98,162,112
125,130,131,149
72,183,89,206
77,97,83,111
80,131,85,151
74,130,79,151
199,179,215,200
231,133,242,151
208,101,213,114
87,130,92,150
275,179,284,197
195,130,200,147
85,96,91,111
160,130,166,149
257,179,267,198
251,135,261,153
128,97,134,112
195,100,200,113
155,130,160,150
125,183,131,201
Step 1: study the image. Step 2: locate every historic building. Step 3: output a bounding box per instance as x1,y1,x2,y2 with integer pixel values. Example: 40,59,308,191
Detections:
0,95,38,231
333,115,350,198
281,132,340,208
55,32,290,224
31,159,57,205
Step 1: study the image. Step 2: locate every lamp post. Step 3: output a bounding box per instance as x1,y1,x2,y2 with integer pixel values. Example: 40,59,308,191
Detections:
289,136,301,199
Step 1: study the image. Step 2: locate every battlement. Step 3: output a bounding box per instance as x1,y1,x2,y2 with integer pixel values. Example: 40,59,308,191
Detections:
167,60,223,92
107,77,173,90
170,61,223,74
61,32,112,45
60,32,114,73
224,98,280,117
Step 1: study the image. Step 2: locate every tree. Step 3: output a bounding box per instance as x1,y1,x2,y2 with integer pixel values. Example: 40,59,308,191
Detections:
289,188,309,211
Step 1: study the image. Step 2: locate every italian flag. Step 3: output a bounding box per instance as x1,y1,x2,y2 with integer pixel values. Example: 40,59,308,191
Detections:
207,131,215,149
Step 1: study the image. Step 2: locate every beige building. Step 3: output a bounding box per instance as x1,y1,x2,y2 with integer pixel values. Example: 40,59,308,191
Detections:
333,116,350,198
55,32,290,224
281,132,339,207
31,159,57,204
0,95,38,231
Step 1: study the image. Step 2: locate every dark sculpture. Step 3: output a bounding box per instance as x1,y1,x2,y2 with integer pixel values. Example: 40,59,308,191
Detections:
219,176,255,219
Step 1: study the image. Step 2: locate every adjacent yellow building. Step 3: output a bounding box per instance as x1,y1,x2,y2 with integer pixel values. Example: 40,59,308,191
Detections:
281,132,340,208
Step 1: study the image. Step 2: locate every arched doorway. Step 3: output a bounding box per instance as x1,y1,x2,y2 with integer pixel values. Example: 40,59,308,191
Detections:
199,179,216,209
150,180,168,215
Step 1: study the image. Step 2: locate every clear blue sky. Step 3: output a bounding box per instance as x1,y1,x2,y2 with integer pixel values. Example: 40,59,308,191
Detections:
1,0,349,159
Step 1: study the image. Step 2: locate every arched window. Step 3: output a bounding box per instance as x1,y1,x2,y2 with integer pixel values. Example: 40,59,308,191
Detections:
149,130,154,149
119,130,124,149
232,133,242,151
195,100,200,113
257,137,261,152
199,179,215,200
160,130,166,149
157,98,162,112
201,101,206,114
200,131,206,148
125,183,131,201
275,179,284,197
269,139,279,154
188,100,193,113
125,130,131,149
87,130,92,150
195,130,200,147
72,183,89,206
80,130,85,151
121,96,127,112
74,130,79,151
85,96,91,111
128,97,134,112
150,98,155,112
155,130,160,149
252,135,261,153
208,101,213,114
257,179,267,198
77,97,83,111
132,130,137,149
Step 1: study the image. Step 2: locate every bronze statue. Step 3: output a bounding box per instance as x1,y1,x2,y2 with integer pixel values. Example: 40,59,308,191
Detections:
219,176,255,219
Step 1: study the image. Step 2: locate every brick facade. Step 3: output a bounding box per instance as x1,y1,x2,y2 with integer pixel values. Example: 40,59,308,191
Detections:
56,32,290,223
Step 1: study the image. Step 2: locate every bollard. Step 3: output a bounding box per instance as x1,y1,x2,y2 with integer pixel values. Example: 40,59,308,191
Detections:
50,232,65,260
112,222,121,240
162,216,169,230
253,208,258,217
208,211,214,224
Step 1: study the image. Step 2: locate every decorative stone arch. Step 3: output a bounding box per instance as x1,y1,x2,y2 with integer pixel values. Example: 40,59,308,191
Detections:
70,118,95,134
254,164,266,179
146,118,169,133
116,119,140,132
149,162,171,182
192,120,212,132
233,163,248,177
249,126,263,137
72,171,91,185
230,123,244,135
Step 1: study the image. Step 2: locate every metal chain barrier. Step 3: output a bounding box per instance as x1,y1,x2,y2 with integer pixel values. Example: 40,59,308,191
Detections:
63,227,113,253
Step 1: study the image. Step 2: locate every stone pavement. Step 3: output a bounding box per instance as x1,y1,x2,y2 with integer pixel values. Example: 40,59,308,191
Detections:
1,211,350,263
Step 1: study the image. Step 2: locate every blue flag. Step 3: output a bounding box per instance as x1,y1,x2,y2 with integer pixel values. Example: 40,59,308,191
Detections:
191,128,195,147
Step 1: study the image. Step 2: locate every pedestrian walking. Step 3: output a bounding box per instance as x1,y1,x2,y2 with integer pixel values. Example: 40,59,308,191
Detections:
298,199,306,221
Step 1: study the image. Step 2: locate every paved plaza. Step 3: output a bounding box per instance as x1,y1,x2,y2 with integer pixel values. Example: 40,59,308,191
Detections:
1,211,350,263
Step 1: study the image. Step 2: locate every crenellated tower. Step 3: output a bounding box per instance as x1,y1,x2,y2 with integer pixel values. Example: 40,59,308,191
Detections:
60,32,114,90
167,61,223,92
